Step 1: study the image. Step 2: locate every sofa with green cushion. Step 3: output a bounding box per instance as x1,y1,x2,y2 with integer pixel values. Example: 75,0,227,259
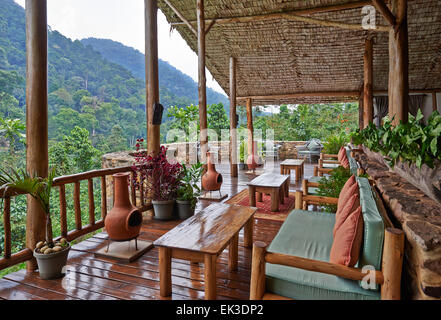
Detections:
249,177,405,300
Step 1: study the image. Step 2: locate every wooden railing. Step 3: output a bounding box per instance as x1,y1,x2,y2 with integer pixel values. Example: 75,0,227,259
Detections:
0,165,151,271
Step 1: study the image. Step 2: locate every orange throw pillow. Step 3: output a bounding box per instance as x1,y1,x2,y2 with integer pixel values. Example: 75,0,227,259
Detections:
337,175,357,212
338,146,346,163
340,149,350,169
330,206,364,267
334,193,360,237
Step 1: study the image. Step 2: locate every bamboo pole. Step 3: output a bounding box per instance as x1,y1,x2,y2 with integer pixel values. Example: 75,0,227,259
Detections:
25,0,48,271
163,0,197,36
197,0,208,164
372,0,396,27
388,0,409,125
358,94,364,130
363,38,374,128
145,0,160,156
229,57,238,177
432,92,438,112
381,228,405,300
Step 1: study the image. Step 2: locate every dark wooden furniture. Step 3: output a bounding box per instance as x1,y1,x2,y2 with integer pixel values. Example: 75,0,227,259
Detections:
248,174,289,212
280,159,305,182
153,203,256,300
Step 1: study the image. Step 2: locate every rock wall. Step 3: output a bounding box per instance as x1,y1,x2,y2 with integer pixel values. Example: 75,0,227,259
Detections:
355,152,441,300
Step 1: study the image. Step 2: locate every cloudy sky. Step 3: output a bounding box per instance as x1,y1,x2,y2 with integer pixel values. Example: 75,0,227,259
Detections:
14,0,225,95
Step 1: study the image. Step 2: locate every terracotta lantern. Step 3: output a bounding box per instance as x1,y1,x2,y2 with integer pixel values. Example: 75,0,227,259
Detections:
105,173,142,241
201,151,223,191
246,141,259,170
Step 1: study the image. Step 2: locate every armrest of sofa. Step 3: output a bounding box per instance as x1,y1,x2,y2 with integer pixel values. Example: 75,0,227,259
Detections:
320,153,338,160
295,191,338,209
313,166,334,177
250,241,384,300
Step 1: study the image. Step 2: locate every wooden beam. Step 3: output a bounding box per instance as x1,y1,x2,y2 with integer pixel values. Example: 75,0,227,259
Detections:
237,91,360,102
25,0,48,271
205,20,216,35
172,1,375,27
163,0,197,36
372,0,396,27
246,98,254,161
229,57,238,177
359,94,364,130
388,0,409,125
363,38,374,128
145,0,160,155
197,0,208,163
433,92,438,112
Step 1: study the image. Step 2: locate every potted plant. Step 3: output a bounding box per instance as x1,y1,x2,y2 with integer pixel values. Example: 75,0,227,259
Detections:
239,140,247,170
176,162,203,219
0,168,70,280
133,142,183,220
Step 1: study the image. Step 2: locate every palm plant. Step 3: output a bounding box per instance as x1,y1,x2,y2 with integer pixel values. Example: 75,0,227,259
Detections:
0,168,56,246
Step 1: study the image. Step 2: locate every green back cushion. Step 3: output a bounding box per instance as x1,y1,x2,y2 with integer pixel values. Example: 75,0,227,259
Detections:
346,148,359,175
356,177,385,290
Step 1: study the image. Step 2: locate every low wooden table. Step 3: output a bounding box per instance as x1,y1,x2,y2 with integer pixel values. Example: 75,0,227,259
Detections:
248,174,289,212
280,159,305,182
153,203,256,300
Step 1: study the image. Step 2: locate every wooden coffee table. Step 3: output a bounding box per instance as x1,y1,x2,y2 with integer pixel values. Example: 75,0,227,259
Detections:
248,174,289,212
153,203,256,300
280,159,305,182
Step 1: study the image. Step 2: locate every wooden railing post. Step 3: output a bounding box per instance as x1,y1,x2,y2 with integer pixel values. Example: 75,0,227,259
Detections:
381,228,405,300
25,0,48,271
250,241,267,300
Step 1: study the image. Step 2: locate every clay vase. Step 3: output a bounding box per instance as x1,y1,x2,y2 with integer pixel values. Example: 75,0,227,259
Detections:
105,173,143,241
201,152,223,191
246,141,260,170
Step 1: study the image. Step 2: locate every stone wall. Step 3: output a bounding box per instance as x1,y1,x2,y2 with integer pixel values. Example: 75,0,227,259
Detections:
355,152,441,300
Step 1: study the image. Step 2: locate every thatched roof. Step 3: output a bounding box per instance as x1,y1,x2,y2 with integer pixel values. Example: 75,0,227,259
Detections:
158,0,441,105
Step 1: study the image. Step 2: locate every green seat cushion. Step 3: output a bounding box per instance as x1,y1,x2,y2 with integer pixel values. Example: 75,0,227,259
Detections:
323,163,340,169
308,176,323,183
308,187,319,195
266,209,380,300
356,177,385,290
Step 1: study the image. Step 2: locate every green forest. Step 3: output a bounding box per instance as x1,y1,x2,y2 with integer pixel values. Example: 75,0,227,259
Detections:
0,0,358,276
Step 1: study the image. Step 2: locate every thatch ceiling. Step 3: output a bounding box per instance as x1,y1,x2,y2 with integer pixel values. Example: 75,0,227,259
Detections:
158,0,441,105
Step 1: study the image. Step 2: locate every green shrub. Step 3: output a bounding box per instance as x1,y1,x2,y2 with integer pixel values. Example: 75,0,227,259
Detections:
322,133,350,154
317,166,351,212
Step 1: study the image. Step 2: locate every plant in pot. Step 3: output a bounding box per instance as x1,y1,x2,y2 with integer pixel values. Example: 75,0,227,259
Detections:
239,140,247,170
0,168,70,280
176,162,204,219
133,143,183,220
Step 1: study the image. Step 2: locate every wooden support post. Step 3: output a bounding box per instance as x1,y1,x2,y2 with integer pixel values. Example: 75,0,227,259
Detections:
25,0,48,271
388,0,409,125
145,0,160,156
381,228,405,300
197,0,208,164
363,38,373,128
246,98,254,160
372,0,396,27
229,57,238,177
250,242,267,300
433,92,438,112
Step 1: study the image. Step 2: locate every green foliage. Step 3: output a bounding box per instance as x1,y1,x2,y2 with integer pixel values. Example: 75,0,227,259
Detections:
208,103,229,138
323,132,350,154
177,162,204,211
167,104,200,142
317,166,351,212
351,109,441,169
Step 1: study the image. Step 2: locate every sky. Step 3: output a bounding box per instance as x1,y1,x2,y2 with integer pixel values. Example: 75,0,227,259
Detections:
14,0,225,95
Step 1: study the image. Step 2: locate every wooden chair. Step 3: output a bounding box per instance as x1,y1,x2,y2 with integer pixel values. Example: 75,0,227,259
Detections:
250,189,405,300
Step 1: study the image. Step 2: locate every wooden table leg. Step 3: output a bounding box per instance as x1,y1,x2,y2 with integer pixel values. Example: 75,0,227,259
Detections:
249,186,256,207
284,180,289,197
228,233,239,271
280,165,284,175
159,247,172,297
295,166,300,182
244,217,254,248
256,192,262,202
279,187,284,204
271,189,279,212
204,254,217,300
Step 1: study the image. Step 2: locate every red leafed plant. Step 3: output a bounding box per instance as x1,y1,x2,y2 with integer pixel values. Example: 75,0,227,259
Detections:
132,139,183,201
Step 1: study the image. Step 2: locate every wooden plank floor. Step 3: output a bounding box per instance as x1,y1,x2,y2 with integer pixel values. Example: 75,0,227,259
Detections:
0,160,318,300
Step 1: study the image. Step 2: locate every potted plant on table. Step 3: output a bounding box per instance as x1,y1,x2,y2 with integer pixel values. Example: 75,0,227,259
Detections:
176,162,204,219
0,168,70,280
133,143,183,220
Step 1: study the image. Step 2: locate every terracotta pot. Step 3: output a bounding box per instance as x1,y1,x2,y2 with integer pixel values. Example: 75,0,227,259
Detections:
246,154,258,170
201,152,223,191
105,173,142,241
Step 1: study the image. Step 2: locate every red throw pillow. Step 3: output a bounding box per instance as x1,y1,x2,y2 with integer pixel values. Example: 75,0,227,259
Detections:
337,175,357,211
334,193,360,237
340,149,350,169
338,146,346,163
330,206,364,267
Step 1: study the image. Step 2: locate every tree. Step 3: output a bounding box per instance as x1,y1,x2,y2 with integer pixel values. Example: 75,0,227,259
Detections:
208,103,229,138
107,124,128,152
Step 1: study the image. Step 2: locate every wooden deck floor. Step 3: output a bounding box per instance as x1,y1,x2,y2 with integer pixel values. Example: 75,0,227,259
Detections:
0,160,317,300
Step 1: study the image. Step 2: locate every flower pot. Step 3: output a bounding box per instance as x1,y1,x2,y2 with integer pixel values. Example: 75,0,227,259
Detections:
152,199,175,220
176,199,195,220
33,245,70,280
238,163,247,170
